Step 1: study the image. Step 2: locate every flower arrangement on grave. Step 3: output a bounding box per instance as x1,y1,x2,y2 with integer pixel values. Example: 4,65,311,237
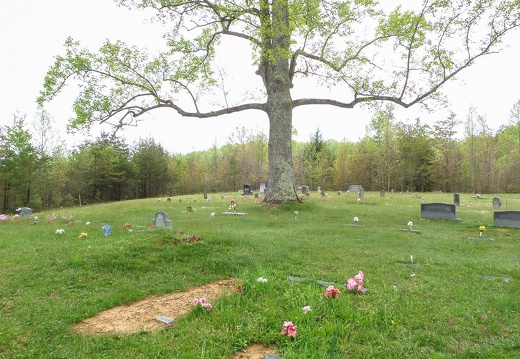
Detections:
354,216,359,225
0,214,8,221
407,221,413,231
280,321,297,337
79,232,87,238
346,271,366,294
102,224,112,237
294,210,299,220
302,305,312,314
193,297,212,311
479,225,486,237
325,285,341,298
46,213,57,223
55,228,65,234
13,214,20,221
123,223,132,228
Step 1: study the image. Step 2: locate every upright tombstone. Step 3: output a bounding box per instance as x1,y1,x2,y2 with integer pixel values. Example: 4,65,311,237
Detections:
358,188,365,199
453,193,460,206
259,183,266,194
17,207,33,216
494,210,520,228
492,197,502,209
380,190,385,197
203,192,208,199
421,203,459,221
348,185,363,193
318,186,322,194
243,185,252,195
153,211,172,228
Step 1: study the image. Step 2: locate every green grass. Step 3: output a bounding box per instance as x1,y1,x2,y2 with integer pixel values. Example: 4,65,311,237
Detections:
0,192,519,358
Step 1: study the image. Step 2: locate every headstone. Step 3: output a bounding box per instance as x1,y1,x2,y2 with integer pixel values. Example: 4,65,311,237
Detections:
380,190,385,197
453,193,460,206
203,192,207,199
187,206,192,213
243,185,252,195
358,188,365,199
153,211,172,227
259,183,266,194
421,203,459,221
17,207,32,216
318,186,322,194
300,186,308,194
492,197,502,209
167,197,171,202
494,210,520,228
348,185,363,193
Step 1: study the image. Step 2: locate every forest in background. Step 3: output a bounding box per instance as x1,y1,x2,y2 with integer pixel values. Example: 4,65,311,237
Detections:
2,101,520,213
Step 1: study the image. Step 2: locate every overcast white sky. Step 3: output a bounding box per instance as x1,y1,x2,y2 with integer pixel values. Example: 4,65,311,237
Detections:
2,0,520,154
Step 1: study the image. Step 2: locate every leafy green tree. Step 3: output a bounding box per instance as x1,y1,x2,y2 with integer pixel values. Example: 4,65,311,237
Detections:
38,0,520,202
132,138,169,198
431,114,461,192
396,119,434,192
0,114,38,212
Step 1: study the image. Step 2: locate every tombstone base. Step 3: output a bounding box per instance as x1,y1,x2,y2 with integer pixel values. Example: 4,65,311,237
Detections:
222,212,248,216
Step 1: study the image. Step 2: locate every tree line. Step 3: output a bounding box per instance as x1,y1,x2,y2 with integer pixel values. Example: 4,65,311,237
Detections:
2,101,520,213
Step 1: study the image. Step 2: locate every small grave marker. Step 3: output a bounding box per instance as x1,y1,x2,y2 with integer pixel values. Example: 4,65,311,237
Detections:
453,193,460,206
17,207,32,216
492,197,502,209
155,316,174,325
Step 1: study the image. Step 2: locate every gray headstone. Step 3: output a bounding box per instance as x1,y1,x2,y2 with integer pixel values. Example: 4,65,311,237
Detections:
380,190,385,197
492,197,502,209
421,203,458,221
453,193,460,206
17,207,32,216
348,185,362,193
259,183,266,194
153,211,172,227
494,210,520,228
358,188,365,199
318,186,322,194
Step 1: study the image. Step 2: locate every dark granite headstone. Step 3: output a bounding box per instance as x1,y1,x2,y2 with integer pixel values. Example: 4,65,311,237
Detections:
453,193,460,206
494,210,520,228
421,203,458,221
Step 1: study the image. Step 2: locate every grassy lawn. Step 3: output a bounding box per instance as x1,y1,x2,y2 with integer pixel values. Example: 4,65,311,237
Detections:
0,192,518,358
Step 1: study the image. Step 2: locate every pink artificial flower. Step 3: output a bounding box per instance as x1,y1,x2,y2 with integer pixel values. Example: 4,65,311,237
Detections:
356,283,364,293
354,271,364,282
347,278,358,291
325,285,341,298
193,298,199,306
302,305,311,314
199,297,207,306
205,303,212,311
280,321,297,337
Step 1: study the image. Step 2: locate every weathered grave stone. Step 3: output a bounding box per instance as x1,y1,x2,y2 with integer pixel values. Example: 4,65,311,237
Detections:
421,203,459,221
167,197,171,202
17,207,32,216
494,210,520,228
380,190,385,197
318,186,322,194
348,185,363,193
203,192,207,199
153,211,172,227
187,206,192,213
259,183,266,194
453,193,460,206
492,197,502,209
358,188,365,199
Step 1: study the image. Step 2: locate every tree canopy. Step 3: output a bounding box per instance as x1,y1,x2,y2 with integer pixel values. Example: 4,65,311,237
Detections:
38,0,520,202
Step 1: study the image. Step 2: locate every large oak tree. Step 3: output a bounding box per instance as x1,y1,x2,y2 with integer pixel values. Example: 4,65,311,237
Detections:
38,0,520,202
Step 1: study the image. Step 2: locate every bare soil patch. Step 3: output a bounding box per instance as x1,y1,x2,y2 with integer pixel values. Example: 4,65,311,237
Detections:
72,278,278,357
72,278,237,335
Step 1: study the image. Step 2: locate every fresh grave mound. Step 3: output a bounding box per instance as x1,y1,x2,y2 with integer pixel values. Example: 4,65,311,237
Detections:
232,344,277,359
72,278,236,335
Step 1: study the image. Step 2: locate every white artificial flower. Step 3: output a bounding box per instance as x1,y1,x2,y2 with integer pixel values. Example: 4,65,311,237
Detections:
257,277,268,283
